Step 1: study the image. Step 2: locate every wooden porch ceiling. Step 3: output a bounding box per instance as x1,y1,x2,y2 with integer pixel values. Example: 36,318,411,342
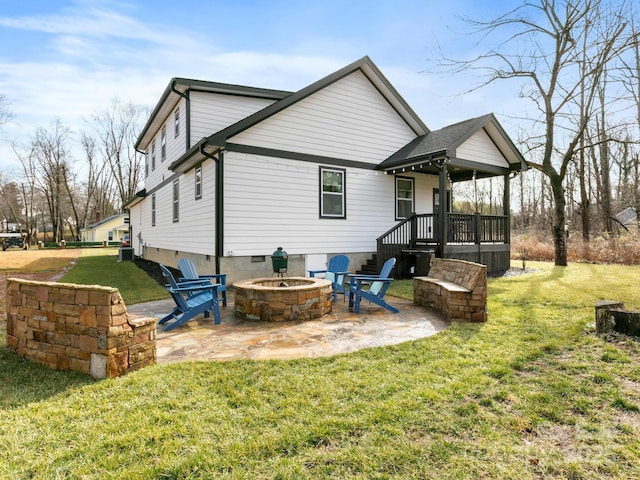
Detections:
381,156,513,183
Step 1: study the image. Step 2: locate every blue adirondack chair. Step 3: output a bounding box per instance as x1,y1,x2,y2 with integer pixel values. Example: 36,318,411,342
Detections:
159,265,221,331
348,257,399,314
308,254,350,302
177,258,227,306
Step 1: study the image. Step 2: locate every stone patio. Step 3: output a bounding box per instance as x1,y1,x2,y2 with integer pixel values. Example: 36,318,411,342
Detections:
127,294,449,363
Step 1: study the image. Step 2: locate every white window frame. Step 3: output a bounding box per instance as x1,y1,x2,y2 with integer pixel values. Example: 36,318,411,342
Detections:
320,166,346,219
174,109,180,138
395,176,415,220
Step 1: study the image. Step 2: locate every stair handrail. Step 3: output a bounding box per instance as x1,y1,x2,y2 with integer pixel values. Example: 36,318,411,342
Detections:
376,213,417,242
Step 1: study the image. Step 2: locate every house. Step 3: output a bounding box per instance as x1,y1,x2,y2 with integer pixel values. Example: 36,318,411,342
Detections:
615,207,637,230
80,213,128,244
126,56,527,284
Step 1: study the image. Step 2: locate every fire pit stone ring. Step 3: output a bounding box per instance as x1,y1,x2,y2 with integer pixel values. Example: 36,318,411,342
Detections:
233,277,332,322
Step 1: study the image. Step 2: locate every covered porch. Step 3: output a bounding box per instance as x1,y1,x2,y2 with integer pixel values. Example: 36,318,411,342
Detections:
374,114,527,277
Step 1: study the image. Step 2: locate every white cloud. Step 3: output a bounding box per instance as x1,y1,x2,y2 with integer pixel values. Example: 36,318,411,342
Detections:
0,0,533,173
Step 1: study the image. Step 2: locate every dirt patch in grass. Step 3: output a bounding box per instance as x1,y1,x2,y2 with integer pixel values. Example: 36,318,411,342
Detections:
0,249,82,319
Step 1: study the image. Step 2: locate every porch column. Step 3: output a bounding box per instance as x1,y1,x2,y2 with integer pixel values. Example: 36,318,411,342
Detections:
439,161,448,256
503,173,510,245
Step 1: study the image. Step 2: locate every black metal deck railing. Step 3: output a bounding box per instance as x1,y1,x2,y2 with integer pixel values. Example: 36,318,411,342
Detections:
376,213,508,270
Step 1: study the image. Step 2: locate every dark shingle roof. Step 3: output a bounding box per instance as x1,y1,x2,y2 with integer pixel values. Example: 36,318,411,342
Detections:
377,114,494,170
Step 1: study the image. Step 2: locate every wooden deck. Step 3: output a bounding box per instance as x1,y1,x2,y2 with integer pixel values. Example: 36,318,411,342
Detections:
377,213,511,277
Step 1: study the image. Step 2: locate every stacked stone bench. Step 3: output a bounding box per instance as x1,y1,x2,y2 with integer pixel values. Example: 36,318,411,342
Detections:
5,278,157,379
413,258,487,322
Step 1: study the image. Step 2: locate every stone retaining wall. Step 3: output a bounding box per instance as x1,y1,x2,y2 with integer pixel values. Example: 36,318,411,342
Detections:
5,278,157,379
413,258,487,322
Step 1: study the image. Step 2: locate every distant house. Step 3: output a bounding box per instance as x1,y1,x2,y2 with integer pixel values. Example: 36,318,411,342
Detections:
1,219,23,232
126,56,527,283
615,207,638,230
80,214,128,244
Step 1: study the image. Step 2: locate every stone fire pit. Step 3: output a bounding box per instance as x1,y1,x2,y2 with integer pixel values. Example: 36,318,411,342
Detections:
233,277,332,322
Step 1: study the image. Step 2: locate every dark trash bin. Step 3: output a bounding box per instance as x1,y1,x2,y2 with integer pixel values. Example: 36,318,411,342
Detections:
401,249,433,277
271,247,288,276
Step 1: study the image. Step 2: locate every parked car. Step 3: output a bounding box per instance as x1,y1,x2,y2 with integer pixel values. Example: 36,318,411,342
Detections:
121,234,130,247
1,233,25,251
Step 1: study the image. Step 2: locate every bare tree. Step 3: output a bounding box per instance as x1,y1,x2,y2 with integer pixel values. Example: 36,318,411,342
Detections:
12,143,42,245
87,99,146,210
0,94,12,127
29,120,75,242
439,0,634,266
79,131,118,225
0,175,22,230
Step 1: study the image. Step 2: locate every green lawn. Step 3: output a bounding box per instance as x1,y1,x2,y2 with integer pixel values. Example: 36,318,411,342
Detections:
1,259,639,479
59,248,170,304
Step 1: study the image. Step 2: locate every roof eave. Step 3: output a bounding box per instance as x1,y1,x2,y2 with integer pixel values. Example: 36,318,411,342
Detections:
207,56,430,146
124,189,146,209
169,137,222,173
135,78,293,150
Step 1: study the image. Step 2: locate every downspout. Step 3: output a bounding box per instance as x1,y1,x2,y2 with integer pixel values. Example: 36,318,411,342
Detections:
170,81,190,152
199,144,224,275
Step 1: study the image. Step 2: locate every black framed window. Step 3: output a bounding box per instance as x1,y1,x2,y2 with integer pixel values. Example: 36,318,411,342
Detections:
151,141,156,171
151,194,156,226
320,166,346,218
195,165,202,200
172,180,179,222
161,126,166,162
395,176,414,219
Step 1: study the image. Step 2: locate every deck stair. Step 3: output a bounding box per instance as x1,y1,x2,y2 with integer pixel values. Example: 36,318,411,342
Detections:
356,254,379,275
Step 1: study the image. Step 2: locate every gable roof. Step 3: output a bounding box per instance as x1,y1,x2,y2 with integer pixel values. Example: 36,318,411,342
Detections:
377,113,527,180
82,213,126,230
135,78,293,150
209,56,428,147
615,207,637,225
169,56,429,171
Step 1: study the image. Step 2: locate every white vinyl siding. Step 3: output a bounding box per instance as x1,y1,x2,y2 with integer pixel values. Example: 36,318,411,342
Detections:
224,152,397,256
190,92,277,141
133,162,216,256
129,206,142,256
141,100,187,192
456,130,510,168
229,71,417,164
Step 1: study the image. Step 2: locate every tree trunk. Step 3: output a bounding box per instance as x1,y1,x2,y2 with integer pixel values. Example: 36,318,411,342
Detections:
550,172,568,266
579,146,590,242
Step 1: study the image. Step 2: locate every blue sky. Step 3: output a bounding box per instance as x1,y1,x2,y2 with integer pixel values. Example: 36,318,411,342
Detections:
0,0,526,173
